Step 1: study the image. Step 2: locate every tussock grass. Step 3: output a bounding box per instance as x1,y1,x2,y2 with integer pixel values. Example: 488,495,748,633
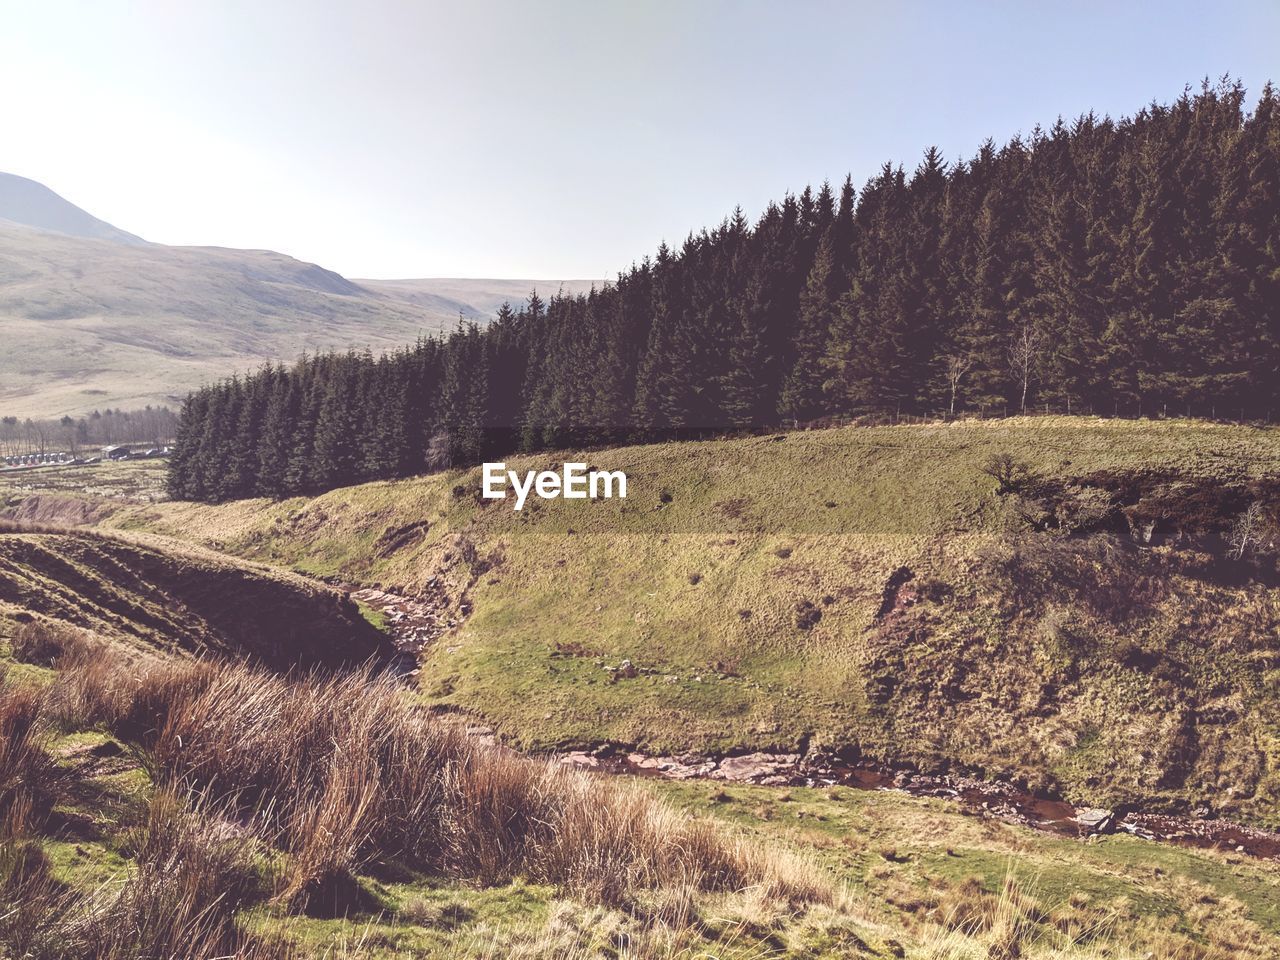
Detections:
0,790,296,959
0,673,56,830
9,619,97,667
50,652,830,914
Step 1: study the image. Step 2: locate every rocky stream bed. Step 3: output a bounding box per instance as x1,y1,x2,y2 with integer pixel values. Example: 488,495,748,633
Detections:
352,584,1280,864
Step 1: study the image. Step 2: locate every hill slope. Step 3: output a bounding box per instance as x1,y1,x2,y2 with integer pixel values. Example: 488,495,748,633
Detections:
0,221,465,417
358,277,603,316
0,174,602,418
0,171,146,244
0,525,387,668
89,417,1280,828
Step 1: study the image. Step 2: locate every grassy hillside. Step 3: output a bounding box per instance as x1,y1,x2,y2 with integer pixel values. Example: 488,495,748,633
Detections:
0,222,593,417
0,221,458,417
83,416,1280,829
0,524,386,668
3,417,1280,956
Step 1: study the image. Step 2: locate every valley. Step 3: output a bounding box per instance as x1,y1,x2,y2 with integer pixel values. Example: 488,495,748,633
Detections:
5,416,1280,957
87,417,1280,825
4,10,1276,957
0,173,601,418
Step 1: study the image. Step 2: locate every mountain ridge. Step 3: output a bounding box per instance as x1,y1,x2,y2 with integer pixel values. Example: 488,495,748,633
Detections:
0,173,600,418
0,171,147,245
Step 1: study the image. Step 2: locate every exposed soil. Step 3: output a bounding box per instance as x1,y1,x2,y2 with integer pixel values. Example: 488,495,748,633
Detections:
0,530,390,670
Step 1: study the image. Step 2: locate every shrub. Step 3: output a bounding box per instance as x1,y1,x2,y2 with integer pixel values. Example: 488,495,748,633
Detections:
981,452,1033,495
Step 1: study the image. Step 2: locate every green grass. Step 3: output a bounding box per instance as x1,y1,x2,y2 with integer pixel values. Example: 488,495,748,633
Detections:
79,417,1280,827
647,777,1280,952
355,600,389,633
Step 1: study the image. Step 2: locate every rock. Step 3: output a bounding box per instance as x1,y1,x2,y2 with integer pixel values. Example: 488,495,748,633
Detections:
1075,808,1116,834
715,752,801,782
617,659,638,679
625,752,715,779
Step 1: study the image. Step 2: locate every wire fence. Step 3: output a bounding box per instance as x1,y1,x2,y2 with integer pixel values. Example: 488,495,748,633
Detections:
784,403,1279,432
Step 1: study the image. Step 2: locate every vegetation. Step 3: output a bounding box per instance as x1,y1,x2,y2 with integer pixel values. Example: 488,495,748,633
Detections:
0,406,177,458
82,417,1280,829
0,458,169,509
2,617,1278,958
166,79,1280,501
0,525,387,668
0,623,850,959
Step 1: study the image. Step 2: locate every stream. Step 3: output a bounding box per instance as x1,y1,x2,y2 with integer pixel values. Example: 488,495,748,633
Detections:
352,584,1280,864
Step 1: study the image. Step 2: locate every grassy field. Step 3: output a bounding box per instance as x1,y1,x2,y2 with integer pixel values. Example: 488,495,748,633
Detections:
4,630,1279,959
0,458,168,506
3,417,1280,956
43,416,1278,830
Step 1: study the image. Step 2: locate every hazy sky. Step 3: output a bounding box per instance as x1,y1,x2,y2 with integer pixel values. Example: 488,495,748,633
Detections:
2,1,1277,279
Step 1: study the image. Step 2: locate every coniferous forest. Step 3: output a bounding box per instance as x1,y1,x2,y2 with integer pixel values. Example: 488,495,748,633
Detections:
168,80,1280,503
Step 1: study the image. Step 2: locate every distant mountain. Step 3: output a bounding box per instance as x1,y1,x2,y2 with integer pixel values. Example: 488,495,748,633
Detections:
0,173,602,419
0,172,147,245
358,277,604,318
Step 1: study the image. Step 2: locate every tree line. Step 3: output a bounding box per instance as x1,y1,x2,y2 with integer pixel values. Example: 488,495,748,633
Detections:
1,407,178,458
168,78,1280,503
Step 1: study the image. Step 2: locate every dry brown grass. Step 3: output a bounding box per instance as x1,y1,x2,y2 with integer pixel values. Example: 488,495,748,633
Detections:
8,620,97,667
0,790,296,959
0,518,68,534
0,673,56,828
50,652,830,915
1,665,297,959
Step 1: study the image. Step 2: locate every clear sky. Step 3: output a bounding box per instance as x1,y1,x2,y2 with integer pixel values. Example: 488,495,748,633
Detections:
2,0,1276,279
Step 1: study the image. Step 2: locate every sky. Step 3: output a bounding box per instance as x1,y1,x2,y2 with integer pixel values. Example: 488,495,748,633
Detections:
1,0,1277,279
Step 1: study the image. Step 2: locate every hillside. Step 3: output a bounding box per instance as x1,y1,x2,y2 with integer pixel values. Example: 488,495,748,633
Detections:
0,172,146,244
0,174,601,419
0,220,448,417
79,416,1280,829
358,277,602,316
6,418,1280,957
0,524,388,668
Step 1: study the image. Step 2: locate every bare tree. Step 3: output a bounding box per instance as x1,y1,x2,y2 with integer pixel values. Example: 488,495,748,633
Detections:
26,419,49,456
944,354,973,416
980,451,1033,495
1229,501,1269,560
1008,321,1045,414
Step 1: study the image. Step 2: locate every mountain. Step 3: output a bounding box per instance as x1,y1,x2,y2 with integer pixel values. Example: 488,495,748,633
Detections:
357,277,603,317
0,172,147,245
0,174,601,419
